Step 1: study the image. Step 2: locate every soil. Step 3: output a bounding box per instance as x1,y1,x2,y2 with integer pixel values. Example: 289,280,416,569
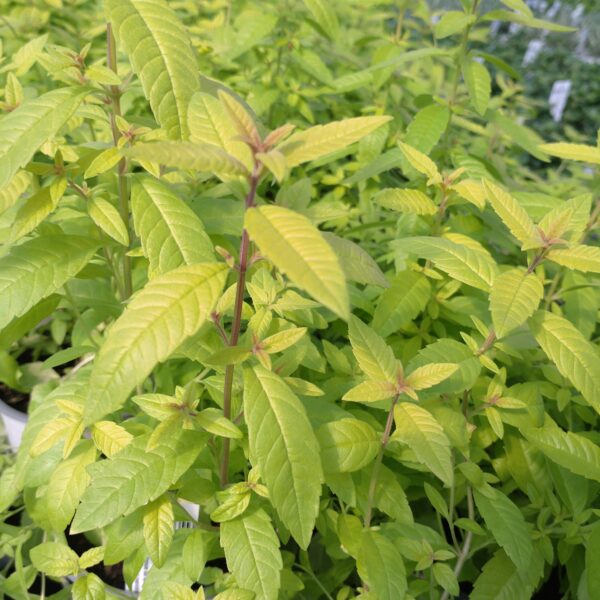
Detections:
0,382,29,414
68,532,126,589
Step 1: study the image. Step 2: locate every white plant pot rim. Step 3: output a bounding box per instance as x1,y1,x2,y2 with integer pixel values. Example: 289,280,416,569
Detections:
0,397,28,452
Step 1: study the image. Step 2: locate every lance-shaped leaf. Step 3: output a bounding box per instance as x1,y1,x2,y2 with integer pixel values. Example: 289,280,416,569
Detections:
321,232,389,288
188,92,253,170
84,263,227,424
529,310,600,413
0,235,100,331
396,236,498,291
523,426,600,482
0,87,87,188
45,441,97,532
71,430,203,532
547,245,600,273
375,188,437,215
245,205,349,319
143,495,174,568
131,177,213,276
398,142,441,183
538,142,600,165
317,418,379,473
125,142,248,178
91,421,133,457
277,116,391,167
105,0,199,139
372,271,431,338
343,380,398,403
474,486,533,571
88,197,129,246
405,363,458,390
357,530,407,600
0,170,31,215
490,268,543,338
483,179,542,249
302,0,339,40
462,58,491,116
243,366,323,549
471,549,544,600
221,508,283,600
393,402,453,486
348,316,399,382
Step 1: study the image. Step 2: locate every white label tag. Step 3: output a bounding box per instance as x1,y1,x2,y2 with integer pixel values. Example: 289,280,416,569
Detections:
548,80,572,122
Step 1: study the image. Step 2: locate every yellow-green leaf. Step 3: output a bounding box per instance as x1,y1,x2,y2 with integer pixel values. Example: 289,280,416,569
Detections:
375,188,437,215
530,311,600,414
91,421,133,457
245,205,349,319
143,495,174,568
405,363,459,390
84,263,227,424
490,268,544,338
88,197,129,246
547,245,600,273
538,142,600,165
84,147,122,178
393,402,453,486
483,179,543,249
343,380,398,403
462,59,491,116
398,141,441,183
106,0,199,139
277,116,391,167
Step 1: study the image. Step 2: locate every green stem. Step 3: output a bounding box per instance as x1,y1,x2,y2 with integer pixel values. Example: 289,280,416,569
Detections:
364,395,398,529
219,170,260,487
107,23,132,300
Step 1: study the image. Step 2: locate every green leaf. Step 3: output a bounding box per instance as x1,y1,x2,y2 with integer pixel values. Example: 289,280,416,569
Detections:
433,562,459,596
547,245,600,273
0,170,31,215
84,147,122,178
262,327,307,353
91,421,133,457
405,363,459,390
471,549,544,600
45,441,96,531
529,310,600,413
245,205,349,319
321,232,389,288
317,418,379,473
131,176,213,276
0,87,87,188
302,0,339,41
357,530,407,600
372,272,431,338
0,235,100,331
342,380,397,403
523,426,600,482
106,0,199,139
30,542,79,577
398,142,441,182
221,508,283,600
196,408,242,439
474,486,532,570
483,179,543,249
187,92,253,170
243,365,323,549
404,104,451,155
9,178,67,243
375,188,437,215
463,58,491,116
538,142,600,165
490,268,543,338
277,116,391,167
72,573,106,600
84,263,227,424
88,197,129,246
348,316,399,382
143,495,174,568
396,236,498,291
434,11,476,38
393,402,453,486
125,142,249,178
587,523,600,598
183,529,206,581
71,430,203,532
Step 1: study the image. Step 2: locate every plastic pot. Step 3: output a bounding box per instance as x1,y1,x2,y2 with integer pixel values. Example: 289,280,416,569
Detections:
0,398,27,452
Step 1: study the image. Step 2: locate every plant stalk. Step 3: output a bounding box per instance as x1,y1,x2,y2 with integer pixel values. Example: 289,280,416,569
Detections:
363,395,399,529
220,170,260,487
107,23,132,300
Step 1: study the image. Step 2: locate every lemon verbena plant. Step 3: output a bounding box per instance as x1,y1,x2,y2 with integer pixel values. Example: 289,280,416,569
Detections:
1,0,600,599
